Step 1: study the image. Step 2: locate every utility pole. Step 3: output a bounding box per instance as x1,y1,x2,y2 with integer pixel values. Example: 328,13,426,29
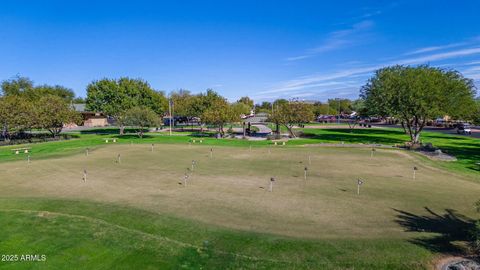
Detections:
168,99,172,136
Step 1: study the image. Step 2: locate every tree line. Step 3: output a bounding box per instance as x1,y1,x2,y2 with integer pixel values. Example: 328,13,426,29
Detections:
0,76,81,140
85,80,322,138
1,65,478,143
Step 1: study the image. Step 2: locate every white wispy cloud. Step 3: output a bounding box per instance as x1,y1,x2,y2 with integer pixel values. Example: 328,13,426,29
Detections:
403,42,467,56
398,47,480,65
262,44,480,100
286,20,374,61
257,80,359,94
461,65,480,81
464,60,480,66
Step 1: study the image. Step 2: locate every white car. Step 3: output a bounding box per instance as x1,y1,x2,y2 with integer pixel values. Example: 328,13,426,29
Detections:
457,123,472,135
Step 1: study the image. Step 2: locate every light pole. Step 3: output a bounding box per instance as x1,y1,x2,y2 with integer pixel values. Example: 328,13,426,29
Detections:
168,99,173,136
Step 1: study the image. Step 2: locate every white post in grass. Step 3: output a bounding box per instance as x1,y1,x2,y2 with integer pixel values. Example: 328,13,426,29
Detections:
304,167,308,180
191,160,196,171
269,177,275,192
357,179,364,195
413,166,418,180
117,154,121,164
27,155,30,164
85,148,89,157
184,172,189,187
151,144,154,152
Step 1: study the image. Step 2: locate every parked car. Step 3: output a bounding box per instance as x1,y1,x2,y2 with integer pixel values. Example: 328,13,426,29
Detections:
457,123,472,135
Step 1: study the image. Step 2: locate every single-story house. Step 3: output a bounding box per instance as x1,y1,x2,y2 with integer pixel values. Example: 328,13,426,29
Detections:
72,104,108,127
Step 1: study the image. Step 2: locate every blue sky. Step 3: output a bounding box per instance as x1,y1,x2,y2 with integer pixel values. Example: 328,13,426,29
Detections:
0,1,479,102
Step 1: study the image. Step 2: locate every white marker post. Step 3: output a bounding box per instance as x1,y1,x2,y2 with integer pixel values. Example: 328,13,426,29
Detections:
413,166,418,179
83,169,87,182
85,148,89,157
117,154,121,164
357,179,364,195
191,160,196,171
151,144,154,152
27,155,30,164
269,177,275,192
184,173,189,187
304,167,308,180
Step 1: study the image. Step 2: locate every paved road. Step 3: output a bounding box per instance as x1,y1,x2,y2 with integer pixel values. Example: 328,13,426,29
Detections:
251,124,272,134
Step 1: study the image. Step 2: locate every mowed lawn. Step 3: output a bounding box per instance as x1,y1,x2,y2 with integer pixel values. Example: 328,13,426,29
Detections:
1,126,478,176
0,143,479,269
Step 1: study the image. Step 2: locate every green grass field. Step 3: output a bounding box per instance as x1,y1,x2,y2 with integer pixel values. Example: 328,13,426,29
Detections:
0,127,479,269
2,126,478,175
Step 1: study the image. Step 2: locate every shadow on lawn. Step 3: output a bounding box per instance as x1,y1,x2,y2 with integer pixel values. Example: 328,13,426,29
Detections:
394,207,476,254
302,128,480,171
302,128,406,145
79,128,150,134
437,144,480,170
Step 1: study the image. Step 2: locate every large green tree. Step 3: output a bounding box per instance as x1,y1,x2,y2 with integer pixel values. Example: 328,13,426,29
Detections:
35,95,81,138
201,98,238,136
237,96,254,109
0,96,36,139
254,101,272,114
31,85,75,101
231,102,251,116
361,65,477,144
312,101,337,116
1,76,76,102
169,89,193,117
124,107,159,138
472,97,480,125
327,98,353,115
1,76,34,96
269,100,314,137
86,77,167,134
186,89,224,125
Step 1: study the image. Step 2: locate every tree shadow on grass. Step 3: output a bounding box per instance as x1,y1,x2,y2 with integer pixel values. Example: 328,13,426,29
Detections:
79,128,150,134
302,128,480,171
436,144,480,170
113,134,156,139
301,128,405,145
393,207,476,254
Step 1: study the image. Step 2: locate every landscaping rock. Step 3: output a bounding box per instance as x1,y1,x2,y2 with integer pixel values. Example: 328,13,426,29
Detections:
439,258,480,270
